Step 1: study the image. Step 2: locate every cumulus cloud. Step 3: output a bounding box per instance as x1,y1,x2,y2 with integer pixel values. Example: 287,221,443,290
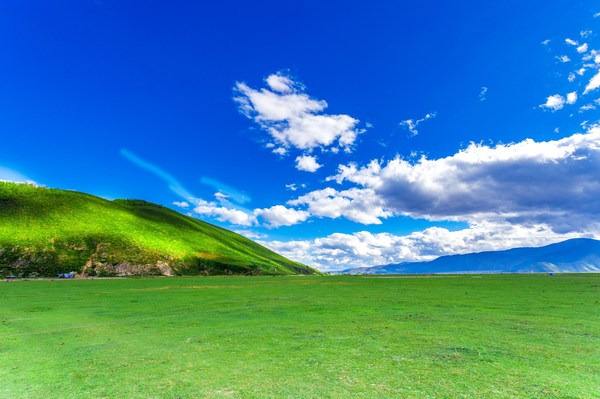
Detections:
399,112,436,136
254,205,310,227
295,154,322,172
193,200,256,226
327,127,600,233
263,222,587,271
173,201,190,208
566,91,578,104
584,69,600,94
577,43,589,54
288,187,391,224
540,94,566,111
556,55,571,63
234,73,363,154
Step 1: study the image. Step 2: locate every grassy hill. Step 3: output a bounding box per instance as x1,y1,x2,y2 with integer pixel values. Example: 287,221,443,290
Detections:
0,182,315,277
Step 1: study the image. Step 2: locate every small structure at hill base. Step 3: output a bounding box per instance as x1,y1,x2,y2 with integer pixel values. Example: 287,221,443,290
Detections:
57,272,77,279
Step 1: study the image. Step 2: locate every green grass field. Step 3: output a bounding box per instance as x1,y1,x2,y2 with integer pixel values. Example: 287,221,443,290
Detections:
1,274,599,398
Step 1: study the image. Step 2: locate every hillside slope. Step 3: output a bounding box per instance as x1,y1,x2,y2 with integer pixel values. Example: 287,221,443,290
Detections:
0,182,315,277
345,238,600,275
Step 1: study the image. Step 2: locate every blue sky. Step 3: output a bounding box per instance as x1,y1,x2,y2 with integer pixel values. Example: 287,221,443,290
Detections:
2,1,600,270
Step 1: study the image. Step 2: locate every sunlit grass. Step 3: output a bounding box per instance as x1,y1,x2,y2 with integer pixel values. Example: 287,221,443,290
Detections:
0,182,312,276
1,274,599,398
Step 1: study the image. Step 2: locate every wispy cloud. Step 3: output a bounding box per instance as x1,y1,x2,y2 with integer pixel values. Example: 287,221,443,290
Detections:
0,166,37,185
479,86,488,102
122,148,313,228
121,149,195,201
199,177,250,205
121,149,255,225
399,112,437,136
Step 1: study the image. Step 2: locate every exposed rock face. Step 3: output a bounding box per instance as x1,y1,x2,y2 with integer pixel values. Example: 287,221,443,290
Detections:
1,241,176,278
79,243,175,277
82,259,174,277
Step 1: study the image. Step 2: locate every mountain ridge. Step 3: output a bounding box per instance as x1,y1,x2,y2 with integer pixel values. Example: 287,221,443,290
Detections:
342,238,600,275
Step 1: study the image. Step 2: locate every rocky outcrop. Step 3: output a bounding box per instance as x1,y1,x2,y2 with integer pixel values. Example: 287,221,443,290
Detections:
81,259,173,277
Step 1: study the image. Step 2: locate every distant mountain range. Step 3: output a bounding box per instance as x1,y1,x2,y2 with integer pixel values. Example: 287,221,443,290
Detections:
342,238,600,275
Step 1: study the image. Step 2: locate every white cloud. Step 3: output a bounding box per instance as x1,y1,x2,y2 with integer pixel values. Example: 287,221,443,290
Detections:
254,205,310,227
234,73,363,153
233,229,265,240
556,55,571,63
584,69,600,94
540,94,566,111
577,43,589,53
581,30,593,39
214,192,229,202
541,39,551,46
399,112,437,136
288,186,391,225
263,222,587,271
286,183,307,192
295,155,322,173
328,127,600,233
580,103,597,112
265,73,296,93
568,73,576,82
566,91,578,104
122,148,313,228
565,38,578,46
582,49,600,63
193,200,256,226
272,147,287,156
